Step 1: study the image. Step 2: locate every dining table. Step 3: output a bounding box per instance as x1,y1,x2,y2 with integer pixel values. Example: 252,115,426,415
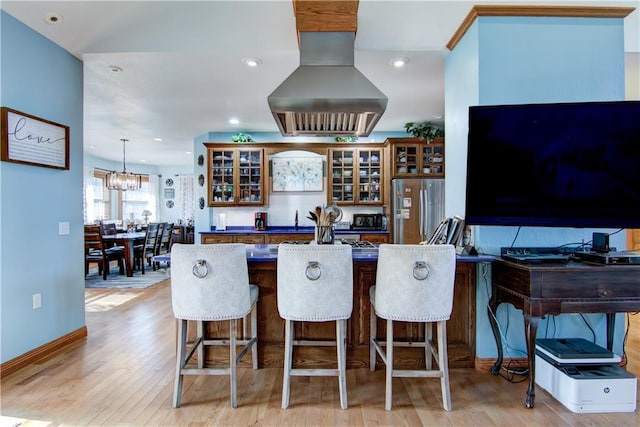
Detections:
102,231,146,277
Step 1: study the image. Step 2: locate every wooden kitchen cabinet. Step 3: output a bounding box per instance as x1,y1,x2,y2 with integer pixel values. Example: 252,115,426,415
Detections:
267,233,314,244
201,234,265,244
359,233,390,244
329,147,383,206
207,147,265,206
388,137,444,178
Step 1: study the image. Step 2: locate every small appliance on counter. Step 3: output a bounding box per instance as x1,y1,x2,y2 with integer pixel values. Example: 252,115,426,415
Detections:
254,212,267,231
334,221,351,230
351,213,385,231
217,213,226,231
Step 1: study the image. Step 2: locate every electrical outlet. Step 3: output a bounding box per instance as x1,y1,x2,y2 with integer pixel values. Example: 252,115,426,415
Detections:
32,293,42,309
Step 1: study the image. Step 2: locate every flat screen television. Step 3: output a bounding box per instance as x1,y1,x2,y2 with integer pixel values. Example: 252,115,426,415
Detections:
465,100,640,228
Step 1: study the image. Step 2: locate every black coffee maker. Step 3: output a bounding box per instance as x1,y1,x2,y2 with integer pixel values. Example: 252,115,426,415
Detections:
254,212,267,231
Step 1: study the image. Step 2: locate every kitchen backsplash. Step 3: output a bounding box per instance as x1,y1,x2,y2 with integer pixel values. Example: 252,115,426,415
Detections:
212,194,384,229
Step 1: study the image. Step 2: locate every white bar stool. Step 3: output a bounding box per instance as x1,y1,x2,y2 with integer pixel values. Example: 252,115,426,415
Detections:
370,244,456,411
276,243,353,409
170,243,258,408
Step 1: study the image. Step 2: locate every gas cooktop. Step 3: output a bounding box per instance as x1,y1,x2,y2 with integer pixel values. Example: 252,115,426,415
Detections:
270,240,377,253
280,239,376,248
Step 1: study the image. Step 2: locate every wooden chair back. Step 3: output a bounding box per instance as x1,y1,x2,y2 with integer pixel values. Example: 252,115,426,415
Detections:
85,224,125,279
158,223,174,255
85,224,106,253
101,222,118,235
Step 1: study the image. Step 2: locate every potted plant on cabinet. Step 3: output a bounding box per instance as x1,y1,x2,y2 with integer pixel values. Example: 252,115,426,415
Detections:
232,132,253,142
404,121,444,143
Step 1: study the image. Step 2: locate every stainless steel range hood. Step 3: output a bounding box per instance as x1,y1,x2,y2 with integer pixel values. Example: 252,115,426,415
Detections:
268,32,388,137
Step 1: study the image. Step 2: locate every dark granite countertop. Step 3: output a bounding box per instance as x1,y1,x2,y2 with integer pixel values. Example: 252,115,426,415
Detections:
244,244,495,263
200,226,390,235
155,244,495,264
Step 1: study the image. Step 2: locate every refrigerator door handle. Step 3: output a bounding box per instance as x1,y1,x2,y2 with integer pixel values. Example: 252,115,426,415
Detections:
419,189,425,241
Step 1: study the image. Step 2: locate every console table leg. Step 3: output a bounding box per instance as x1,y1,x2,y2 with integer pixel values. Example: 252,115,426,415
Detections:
524,313,540,408
488,296,503,375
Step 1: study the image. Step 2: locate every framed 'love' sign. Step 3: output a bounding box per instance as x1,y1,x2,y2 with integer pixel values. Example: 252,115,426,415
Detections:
1,107,70,170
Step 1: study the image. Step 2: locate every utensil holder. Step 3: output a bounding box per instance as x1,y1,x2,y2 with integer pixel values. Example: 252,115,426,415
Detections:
316,225,335,244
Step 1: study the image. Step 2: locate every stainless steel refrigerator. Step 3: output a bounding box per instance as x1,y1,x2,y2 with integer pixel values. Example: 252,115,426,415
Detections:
392,178,444,244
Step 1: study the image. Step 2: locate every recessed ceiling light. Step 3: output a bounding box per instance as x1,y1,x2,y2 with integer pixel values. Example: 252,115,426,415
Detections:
44,12,63,25
229,118,240,125
140,159,146,163
108,65,123,73
390,57,409,68
186,151,192,155
242,57,262,68
153,138,163,142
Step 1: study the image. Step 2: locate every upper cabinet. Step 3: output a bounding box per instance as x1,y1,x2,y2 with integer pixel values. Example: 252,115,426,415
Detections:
329,147,383,206
208,147,265,206
388,137,444,178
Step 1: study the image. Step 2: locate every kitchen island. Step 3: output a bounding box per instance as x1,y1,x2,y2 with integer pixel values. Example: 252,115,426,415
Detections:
195,243,493,370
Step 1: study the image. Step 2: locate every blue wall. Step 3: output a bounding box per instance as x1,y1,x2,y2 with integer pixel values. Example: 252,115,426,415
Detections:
1,11,85,363
445,15,628,359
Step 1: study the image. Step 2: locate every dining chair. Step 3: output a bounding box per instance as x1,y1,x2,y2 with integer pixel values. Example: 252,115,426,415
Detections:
154,222,174,270
152,222,166,266
170,243,259,408
134,222,160,274
99,221,122,249
84,224,125,280
370,244,456,411
276,243,353,409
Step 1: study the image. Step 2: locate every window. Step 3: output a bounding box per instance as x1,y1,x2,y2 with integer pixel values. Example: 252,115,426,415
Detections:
84,169,159,226
121,176,157,225
86,170,112,222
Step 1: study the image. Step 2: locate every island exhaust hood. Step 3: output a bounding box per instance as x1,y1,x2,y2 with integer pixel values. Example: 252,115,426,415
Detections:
268,32,388,137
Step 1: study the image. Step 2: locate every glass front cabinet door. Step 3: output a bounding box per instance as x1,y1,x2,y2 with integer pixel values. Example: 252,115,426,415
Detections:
329,148,383,206
390,137,444,178
208,148,264,206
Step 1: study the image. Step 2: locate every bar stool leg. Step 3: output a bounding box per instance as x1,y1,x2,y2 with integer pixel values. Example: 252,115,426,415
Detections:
282,319,293,409
173,319,188,408
230,319,238,408
438,321,452,411
385,319,394,411
197,321,204,369
251,303,258,370
425,322,433,370
370,304,377,371
337,319,348,409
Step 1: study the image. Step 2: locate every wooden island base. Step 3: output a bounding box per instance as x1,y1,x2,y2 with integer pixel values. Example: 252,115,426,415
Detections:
197,259,478,370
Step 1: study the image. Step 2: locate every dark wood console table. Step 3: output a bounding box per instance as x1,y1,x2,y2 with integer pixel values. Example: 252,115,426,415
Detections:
488,259,640,408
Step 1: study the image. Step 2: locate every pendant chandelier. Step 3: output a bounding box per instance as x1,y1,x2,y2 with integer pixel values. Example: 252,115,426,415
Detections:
106,138,143,191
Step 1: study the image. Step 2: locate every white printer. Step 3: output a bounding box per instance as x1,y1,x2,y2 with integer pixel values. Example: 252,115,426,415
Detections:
535,338,636,413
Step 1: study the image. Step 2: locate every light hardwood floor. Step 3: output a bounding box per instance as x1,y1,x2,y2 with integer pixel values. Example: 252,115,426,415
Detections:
1,280,639,426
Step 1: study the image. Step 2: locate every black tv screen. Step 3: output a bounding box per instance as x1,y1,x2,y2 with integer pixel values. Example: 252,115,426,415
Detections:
465,100,640,228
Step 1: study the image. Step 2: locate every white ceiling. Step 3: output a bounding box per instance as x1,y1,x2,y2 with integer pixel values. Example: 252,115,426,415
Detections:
3,0,639,167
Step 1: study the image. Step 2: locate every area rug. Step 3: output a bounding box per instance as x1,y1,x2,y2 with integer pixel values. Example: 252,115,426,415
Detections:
85,268,169,289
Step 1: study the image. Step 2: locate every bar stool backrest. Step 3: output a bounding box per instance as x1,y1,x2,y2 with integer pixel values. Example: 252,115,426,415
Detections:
374,244,456,322
277,244,353,321
170,243,251,321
